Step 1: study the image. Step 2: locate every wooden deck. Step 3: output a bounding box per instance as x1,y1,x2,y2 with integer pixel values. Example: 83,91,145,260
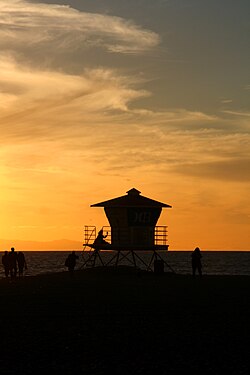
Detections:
83,244,169,251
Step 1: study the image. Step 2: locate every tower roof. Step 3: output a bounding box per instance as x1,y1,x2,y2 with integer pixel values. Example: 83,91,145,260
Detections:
91,188,172,208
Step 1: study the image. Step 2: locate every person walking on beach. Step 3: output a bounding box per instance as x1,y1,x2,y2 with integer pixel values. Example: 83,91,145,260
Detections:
9,247,18,280
17,251,27,277
65,251,79,277
2,251,10,278
191,247,202,277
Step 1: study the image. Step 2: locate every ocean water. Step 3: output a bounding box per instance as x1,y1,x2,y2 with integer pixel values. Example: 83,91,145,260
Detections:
1,250,250,278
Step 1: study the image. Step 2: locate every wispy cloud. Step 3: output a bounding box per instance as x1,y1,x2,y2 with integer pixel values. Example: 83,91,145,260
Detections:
0,57,150,139
221,99,233,104
0,51,249,186
222,110,250,118
173,158,250,182
0,0,161,144
0,0,159,55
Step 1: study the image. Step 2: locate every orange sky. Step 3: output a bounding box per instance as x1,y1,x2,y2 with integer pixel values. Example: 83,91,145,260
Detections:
0,1,249,250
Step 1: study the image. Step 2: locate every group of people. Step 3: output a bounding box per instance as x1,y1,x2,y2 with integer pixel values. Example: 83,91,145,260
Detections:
2,247,27,279
1,241,203,279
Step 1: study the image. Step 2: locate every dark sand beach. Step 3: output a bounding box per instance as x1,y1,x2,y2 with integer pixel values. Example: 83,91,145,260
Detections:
0,268,249,374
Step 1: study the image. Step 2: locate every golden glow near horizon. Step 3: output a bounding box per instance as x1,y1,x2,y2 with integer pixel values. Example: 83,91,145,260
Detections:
0,0,249,250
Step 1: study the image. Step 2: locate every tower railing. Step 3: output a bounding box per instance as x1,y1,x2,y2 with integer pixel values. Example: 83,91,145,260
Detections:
83,226,96,250
83,225,168,248
155,226,168,246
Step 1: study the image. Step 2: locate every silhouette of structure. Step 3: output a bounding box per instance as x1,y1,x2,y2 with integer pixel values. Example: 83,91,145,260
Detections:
82,188,174,272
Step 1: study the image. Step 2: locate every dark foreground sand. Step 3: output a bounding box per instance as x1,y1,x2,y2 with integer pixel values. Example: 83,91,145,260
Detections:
0,267,249,374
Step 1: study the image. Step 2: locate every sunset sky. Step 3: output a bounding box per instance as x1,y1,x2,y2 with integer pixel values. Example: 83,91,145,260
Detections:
0,0,249,250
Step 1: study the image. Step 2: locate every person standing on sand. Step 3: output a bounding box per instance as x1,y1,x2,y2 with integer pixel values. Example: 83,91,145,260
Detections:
2,251,10,278
191,247,202,277
9,247,18,280
65,251,79,277
17,251,27,277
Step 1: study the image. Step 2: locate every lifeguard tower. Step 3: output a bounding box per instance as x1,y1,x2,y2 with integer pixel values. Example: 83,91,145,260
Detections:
82,188,174,272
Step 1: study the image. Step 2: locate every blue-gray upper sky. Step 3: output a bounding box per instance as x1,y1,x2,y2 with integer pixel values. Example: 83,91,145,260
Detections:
33,0,250,112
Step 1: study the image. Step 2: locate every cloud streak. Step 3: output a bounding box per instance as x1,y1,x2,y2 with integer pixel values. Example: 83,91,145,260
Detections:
173,158,250,182
0,0,159,55
0,52,249,187
0,57,150,139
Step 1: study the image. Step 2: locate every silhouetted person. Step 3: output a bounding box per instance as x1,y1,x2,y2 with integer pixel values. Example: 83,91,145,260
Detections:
65,251,79,277
9,247,18,280
2,251,10,278
17,251,27,277
191,247,202,277
93,229,109,248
